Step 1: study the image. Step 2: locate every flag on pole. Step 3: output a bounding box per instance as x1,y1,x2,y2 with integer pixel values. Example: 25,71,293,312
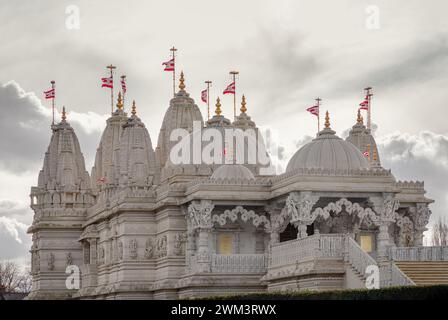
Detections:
101,77,113,88
97,176,106,184
223,82,235,94
359,95,369,110
121,77,127,93
363,151,369,157
44,88,55,99
162,58,175,71
306,105,319,116
201,89,208,103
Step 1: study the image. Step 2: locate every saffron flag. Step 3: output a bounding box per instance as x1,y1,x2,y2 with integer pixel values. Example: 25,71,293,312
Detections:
306,105,319,116
101,77,113,89
162,58,175,71
223,82,235,95
201,89,208,103
121,78,127,93
44,88,55,99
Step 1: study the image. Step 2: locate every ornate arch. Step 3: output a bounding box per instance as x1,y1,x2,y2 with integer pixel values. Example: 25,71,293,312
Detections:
312,198,380,226
211,206,271,230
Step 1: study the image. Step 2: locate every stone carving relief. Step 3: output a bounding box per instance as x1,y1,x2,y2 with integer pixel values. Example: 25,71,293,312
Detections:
47,252,55,271
286,192,320,224
211,206,271,231
379,195,400,223
144,237,154,259
312,198,379,226
129,239,138,259
155,235,167,258
173,233,186,256
188,200,214,231
413,203,432,231
98,246,105,265
396,214,414,247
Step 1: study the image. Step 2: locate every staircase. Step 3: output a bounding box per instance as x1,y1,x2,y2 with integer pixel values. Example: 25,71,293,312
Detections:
395,261,448,286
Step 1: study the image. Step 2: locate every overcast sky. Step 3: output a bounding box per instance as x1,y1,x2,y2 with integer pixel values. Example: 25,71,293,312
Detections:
1,0,447,266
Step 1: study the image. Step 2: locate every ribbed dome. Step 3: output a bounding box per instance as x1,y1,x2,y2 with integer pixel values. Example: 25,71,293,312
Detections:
286,127,369,172
114,105,157,187
37,115,90,192
211,164,255,180
155,76,204,168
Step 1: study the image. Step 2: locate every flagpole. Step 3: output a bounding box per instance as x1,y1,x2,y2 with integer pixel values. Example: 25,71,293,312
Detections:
121,75,126,110
171,47,177,97
51,80,55,125
107,64,116,114
315,97,321,133
205,80,212,120
364,86,372,131
230,71,239,120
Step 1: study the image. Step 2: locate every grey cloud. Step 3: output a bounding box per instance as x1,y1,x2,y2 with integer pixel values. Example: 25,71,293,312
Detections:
0,216,31,262
0,81,105,173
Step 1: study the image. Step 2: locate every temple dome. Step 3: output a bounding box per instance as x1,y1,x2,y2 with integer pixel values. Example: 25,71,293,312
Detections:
37,109,90,192
211,164,255,180
91,100,128,190
155,72,204,168
286,115,369,173
114,101,157,186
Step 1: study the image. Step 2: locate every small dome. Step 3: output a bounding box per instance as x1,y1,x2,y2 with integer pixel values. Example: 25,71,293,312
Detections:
286,127,369,172
211,164,255,180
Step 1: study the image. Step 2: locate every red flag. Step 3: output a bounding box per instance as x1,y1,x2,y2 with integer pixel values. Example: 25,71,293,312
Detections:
201,89,208,103
363,151,369,157
121,78,127,93
97,176,106,183
162,58,175,71
359,95,369,110
223,82,235,94
44,88,55,99
101,77,113,89
306,105,319,116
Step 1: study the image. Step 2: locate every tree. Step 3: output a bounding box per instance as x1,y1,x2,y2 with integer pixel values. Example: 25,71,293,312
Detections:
0,261,32,294
432,217,448,246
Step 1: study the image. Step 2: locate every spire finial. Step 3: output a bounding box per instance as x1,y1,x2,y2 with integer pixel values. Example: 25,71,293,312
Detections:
373,146,378,161
116,91,123,110
62,106,67,121
240,95,247,113
357,109,363,124
324,110,331,129
131,100,137,116
179,71,185,90
215,97,222,116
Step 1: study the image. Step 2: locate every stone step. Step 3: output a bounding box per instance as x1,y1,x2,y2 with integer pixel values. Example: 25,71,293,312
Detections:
395,261,448,286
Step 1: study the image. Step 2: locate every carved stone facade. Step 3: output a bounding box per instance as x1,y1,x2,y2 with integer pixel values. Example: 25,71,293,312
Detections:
28,79,435,299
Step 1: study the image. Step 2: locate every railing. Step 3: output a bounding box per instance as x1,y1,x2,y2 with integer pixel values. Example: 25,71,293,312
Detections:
345,236,378,278
380,262,416,287
389,246,448,261
270,234,345,267
211,254,268,273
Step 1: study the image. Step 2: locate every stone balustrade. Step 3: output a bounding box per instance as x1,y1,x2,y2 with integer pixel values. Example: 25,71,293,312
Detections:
389,246,448,261
211,254,268,273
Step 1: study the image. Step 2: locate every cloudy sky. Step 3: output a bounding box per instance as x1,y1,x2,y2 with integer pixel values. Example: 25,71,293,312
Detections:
1,0,447,266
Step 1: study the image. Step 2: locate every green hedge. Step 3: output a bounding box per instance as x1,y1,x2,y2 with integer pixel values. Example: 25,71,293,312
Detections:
203,285,448,300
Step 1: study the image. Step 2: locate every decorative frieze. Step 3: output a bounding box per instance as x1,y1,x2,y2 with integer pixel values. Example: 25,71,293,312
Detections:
188,200,214,231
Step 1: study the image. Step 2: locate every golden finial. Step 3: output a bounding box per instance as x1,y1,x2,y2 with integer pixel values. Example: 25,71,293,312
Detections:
62,106,67,121
179,71,185,90
373,147,378,161
131,100,137,116
324,110,330,129
240,95,247,113
357,109,363,124
215,97,222,116
116,91,123,110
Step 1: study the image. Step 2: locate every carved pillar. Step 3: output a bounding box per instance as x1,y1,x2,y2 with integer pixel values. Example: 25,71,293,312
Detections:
372,194,399,259
266,204,286,246
412,203,432,246
286,191,319,239
188,200,214,273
